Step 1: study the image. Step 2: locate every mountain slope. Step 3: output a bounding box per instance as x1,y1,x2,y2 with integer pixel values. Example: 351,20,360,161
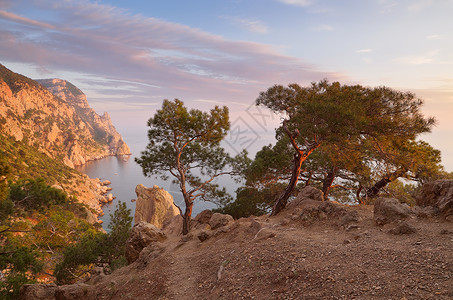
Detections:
0,64,130,168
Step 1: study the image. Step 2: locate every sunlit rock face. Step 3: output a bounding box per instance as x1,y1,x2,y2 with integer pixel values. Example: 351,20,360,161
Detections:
134,184,181,229
0,64,130,168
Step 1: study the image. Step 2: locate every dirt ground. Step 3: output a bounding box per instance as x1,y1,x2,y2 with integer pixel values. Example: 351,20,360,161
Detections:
86,204,453,300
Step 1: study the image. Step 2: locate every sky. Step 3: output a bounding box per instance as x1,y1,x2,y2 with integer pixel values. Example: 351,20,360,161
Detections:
0,0,452,171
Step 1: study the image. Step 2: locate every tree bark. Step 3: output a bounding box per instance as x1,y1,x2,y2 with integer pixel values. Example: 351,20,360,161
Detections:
322,167,338,200
182,198,193,235
271,152,303,216
270,120,320,216
366,168,407,198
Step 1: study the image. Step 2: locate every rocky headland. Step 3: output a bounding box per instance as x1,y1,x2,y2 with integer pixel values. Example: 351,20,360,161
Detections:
0,64,129,222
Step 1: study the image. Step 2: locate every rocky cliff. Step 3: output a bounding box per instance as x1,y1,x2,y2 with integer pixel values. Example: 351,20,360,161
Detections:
0,64,130,168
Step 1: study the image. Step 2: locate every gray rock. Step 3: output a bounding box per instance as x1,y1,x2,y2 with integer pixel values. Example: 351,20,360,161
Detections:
374,197,410,226
340,210,361,226
194,209,213,224
54,284,94,300
197,230,212,242
19,284,58,300
125,221,167,264
388,222,417,235
416,180,453,218
287,186,324,208
209,213,234,230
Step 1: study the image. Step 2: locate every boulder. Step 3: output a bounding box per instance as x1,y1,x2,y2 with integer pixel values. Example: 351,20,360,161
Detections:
209,213,234,230
194,209,213,224
388,221,417,235
339,210,361,226
374,197,410,225
287,186,324,208
100,179,111,186
192,209,213,230
125,221,167,264
19,283,94,300
197,229,212,242
416,180,453,218
19,284,58,300
54,284,94,299
134,184,180,228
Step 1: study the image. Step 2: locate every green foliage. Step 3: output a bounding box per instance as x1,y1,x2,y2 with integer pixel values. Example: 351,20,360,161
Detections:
54,202,132,284
0,158,12,221
9,178,67,211
0,247,42,300
136,99,250,234
54,230,107,284
383,180,418,206
215,184,285,219
0,134,76,184
33,207,92,252
0,64,42,94
253,80,438,207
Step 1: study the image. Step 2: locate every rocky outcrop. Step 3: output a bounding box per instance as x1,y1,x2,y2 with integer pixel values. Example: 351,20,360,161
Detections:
134,184,181,229
374,197,410,225
209,213,234,230
125,221,167,264
416,180,453,219
287,186,324,208
19,283,94,300
0,64,130,168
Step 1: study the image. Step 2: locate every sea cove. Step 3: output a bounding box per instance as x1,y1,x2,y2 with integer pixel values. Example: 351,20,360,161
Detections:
75,137,218,229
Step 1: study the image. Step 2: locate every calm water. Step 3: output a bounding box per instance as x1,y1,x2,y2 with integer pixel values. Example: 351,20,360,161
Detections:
75,135,223,229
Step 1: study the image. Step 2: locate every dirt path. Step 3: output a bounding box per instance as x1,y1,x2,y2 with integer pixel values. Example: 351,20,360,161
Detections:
69,204,453,300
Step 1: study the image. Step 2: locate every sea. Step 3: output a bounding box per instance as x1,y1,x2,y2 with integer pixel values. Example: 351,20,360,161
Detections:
76,130,227,230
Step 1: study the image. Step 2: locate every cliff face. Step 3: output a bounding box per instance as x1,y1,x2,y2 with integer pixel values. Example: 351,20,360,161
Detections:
0,64,130,168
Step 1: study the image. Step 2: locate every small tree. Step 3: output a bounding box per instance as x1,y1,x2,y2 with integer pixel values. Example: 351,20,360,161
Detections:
136,99,249,235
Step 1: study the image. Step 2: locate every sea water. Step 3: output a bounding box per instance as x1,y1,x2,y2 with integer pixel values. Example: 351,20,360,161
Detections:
76,135,223,230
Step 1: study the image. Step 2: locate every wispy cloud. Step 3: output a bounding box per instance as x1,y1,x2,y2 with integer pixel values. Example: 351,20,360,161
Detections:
311,24,334,32
377,0,398,13
277,0,312,7
426,34,443,40
0,10,55,29
0,0,341,106
396,49,440,65
226,16,269,34
356,49,373,53
408,0,433,12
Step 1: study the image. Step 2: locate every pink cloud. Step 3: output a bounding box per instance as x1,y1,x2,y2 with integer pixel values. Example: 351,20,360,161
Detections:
0,10,55,29
0,0,345,108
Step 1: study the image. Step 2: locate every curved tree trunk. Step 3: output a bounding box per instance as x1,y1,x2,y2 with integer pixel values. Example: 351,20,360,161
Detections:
270,120,320,216
322,167,338,200
271,152,303,216
366,168,407,198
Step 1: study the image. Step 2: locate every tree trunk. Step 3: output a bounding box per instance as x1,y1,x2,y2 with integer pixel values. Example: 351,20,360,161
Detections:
270,120,321,216
322,167,337,200
182,198,193,235
366,168,407,198
271,152,303,216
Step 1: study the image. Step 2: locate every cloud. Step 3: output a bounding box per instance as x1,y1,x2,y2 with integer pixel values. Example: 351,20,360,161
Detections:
0,0,343,111
396,50,440,65
377,0,398,13
426,34,443,40
356,49,373,53
311,24,334,32
408,0,433,12
277,0,312,7
0,10,55,29
226,17,269,34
